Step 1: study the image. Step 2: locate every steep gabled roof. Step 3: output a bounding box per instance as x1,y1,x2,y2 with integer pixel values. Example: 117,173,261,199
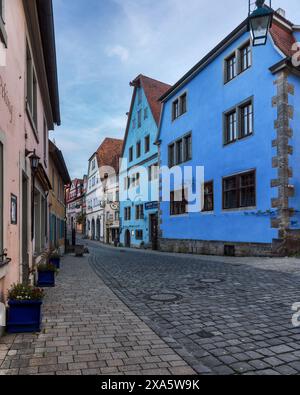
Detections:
160,10,298,103
96,137,123,175
133,75,171,125
49,140,71,184
121,74,171,157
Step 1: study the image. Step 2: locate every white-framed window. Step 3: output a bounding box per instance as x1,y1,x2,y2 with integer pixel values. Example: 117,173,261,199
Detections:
26,42,38,130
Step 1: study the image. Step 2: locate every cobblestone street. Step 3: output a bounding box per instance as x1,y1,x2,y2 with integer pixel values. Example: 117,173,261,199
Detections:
1,242,300,375
0,253,195,376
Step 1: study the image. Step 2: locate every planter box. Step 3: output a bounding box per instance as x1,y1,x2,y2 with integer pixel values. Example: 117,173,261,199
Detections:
6,300,42,333
49,257,60,269
37,270,55,288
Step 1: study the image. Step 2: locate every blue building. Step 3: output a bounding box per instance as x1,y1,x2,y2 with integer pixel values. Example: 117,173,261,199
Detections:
157,10,300,256
119,75,170,249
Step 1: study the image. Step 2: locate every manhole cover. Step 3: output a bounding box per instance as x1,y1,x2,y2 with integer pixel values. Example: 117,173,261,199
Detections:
148,293,182,302
197,330,215,339
200,279,223,284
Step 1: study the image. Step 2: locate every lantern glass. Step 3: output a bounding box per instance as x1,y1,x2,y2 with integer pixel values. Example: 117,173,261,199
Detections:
250,13,273,46
30,154,40,171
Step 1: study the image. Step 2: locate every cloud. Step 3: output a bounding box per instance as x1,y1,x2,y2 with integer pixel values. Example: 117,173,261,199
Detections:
52,0,300,180
106,45,130,63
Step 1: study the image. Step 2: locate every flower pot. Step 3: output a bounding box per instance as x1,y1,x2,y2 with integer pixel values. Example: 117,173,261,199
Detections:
49,257,60,269
37,270,55,288
6,300,43,333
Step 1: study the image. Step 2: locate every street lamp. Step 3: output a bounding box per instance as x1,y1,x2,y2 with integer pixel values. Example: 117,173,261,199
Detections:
25,149,40,240
249,0,274,46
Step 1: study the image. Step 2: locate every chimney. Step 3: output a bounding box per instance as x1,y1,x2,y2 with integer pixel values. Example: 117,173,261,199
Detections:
276,8,286,18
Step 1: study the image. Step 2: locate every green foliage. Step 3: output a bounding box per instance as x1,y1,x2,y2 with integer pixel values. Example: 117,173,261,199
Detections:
38,263,58,273
8,283,44,301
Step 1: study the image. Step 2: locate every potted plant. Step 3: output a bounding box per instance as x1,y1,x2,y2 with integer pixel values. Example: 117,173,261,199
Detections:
6,284,44,333
37,263,57,288
49,251,60,269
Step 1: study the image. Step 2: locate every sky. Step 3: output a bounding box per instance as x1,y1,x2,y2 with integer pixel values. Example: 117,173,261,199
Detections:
51,0,300,179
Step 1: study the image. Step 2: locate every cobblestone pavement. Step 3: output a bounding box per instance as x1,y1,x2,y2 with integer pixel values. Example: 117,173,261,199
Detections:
86,241,300,375
0,254,195,375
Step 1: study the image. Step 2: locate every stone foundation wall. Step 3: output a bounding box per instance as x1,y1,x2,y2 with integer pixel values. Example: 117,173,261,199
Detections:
159,238,273,257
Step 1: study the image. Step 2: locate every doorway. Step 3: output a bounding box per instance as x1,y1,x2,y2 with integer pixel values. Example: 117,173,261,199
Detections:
22,174,29,284
125,229,131,248
91,219,95,240
150,214,158,250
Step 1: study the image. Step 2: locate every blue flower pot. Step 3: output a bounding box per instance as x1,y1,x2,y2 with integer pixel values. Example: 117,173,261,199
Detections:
49,257,60,269
6,300,43,333
37,270,55,288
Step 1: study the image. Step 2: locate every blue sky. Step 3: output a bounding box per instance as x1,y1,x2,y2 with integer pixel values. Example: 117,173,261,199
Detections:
51,0,300,179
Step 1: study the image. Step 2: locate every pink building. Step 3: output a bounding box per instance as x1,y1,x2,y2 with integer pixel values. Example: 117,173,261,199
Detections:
0,0,60,314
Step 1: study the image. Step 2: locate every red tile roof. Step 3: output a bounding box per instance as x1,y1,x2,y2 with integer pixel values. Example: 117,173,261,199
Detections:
96,137,123,175
121,75,170,157
270,19,296,57
133,75,171,125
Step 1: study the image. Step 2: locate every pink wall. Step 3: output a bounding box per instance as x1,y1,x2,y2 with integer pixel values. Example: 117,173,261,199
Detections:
0,0,52,300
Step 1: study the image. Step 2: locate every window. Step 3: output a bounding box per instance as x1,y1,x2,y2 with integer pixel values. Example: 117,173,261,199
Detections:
176,139,183,164
26,43,38,129
240,43,252,72
172,99,179,121
172,93,187,120
145,135,150,153
132,118,136,129
168,144,175,168
223,171,256,210
240,102,253,138
224,98,253,145
129,146,133,162
136,141,141,158
115,211,119,221
138,110,142,128
203,182,214,212
136,230,143,240
138,88,142,104
149,163,159,181
144,107,148,120
124,207,131,221
92,159,96,170
224,42,252,83
180,93,187,115
226,54,237,82
169,133,192,166
170,188,188,216
225,110,237,144
135,204,144,220
183,134,192,162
